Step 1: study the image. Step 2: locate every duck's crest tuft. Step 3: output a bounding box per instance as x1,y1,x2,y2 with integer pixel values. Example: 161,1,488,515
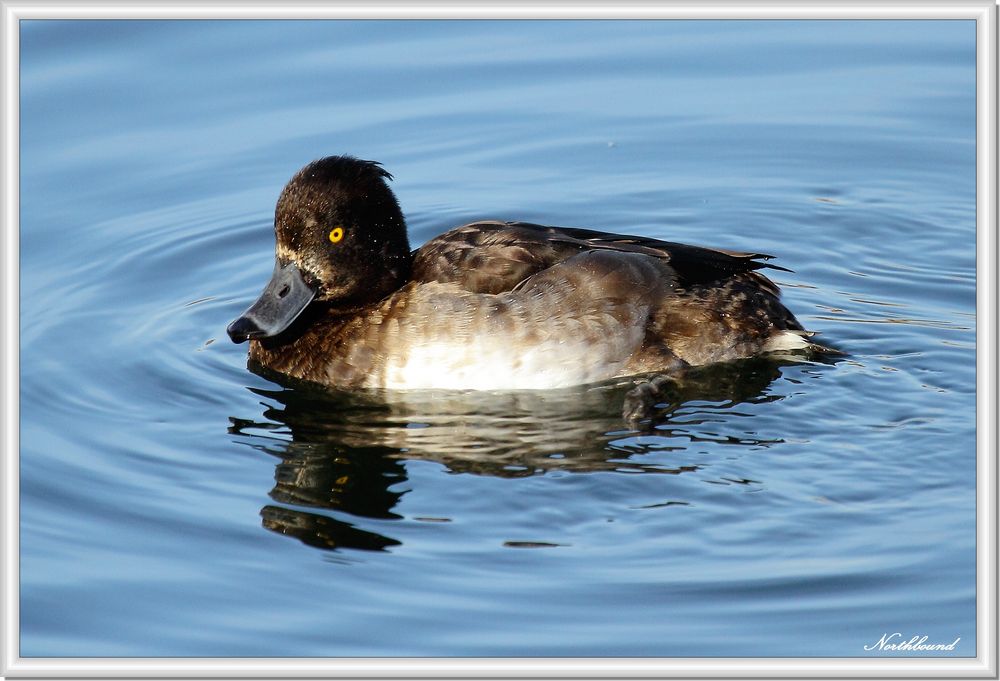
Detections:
301,155,393,184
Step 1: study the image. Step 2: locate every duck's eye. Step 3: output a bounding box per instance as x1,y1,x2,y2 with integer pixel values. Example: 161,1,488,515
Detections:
328,227,345,244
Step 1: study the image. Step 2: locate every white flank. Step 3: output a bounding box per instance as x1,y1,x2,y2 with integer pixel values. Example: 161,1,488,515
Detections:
381,338,627,390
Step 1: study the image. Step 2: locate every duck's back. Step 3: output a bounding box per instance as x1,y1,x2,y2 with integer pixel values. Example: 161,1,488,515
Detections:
411,220,791,292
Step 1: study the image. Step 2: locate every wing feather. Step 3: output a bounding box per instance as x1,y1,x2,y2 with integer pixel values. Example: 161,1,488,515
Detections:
411,220,789,295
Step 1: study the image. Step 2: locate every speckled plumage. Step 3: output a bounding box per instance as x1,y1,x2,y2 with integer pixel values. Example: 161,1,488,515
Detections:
231,156,817,390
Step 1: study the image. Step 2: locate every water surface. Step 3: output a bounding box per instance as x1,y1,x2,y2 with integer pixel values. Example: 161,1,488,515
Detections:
19,20,976,657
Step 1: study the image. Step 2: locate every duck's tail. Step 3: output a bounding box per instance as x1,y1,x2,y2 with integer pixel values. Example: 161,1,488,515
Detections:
765,329,844,356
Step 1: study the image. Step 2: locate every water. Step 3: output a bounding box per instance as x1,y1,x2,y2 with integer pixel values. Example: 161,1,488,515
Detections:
19,20,976,658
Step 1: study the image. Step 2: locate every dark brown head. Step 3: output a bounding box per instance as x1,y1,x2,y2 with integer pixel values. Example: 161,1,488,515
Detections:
227,156,412,343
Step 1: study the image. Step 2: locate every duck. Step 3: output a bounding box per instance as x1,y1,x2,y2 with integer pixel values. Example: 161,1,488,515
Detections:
227,155,821,391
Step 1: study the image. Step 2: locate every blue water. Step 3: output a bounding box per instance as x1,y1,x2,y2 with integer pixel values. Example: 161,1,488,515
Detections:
19,20,976,657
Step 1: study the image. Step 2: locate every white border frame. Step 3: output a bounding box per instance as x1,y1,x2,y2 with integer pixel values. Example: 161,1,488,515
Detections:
1,1,995,678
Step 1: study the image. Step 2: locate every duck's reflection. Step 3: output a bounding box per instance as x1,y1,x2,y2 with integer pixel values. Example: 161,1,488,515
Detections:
229,357,806,552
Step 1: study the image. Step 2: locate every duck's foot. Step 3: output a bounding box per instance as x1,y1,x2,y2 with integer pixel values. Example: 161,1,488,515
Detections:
622,373,684,425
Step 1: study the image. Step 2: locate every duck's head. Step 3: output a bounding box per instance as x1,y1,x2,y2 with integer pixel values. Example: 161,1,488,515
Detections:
227,156,411,344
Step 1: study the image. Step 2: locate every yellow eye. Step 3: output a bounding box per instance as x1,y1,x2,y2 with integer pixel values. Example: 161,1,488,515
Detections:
328,226,345,243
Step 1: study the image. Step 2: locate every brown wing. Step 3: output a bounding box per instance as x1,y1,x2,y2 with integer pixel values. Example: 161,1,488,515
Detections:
410,221,573,294
410,220,789,295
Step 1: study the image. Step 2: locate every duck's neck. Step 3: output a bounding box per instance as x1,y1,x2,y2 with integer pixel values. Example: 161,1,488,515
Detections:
362,193,413,302
376,248,413,297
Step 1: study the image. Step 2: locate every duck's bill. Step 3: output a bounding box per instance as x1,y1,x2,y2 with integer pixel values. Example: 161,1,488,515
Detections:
227,261,316,343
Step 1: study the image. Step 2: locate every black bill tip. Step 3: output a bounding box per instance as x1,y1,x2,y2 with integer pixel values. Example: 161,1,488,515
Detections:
227,260,317,344
226,316,264,343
